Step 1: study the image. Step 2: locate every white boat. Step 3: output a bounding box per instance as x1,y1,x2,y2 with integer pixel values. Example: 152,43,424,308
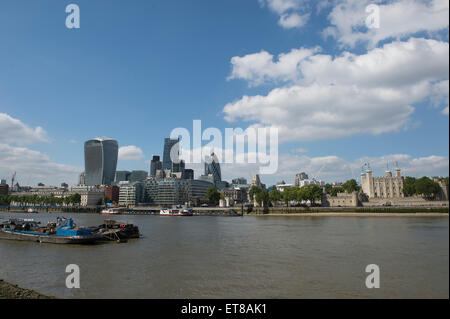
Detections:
101,208,121,215
160,208,193,216
27,208,39,214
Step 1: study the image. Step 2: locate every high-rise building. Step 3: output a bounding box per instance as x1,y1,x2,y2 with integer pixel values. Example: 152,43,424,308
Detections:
232,177,247,185
84,138,118,186
129,170,148,182
183,169,194,180
78,172,86,186
163,138,180,171
0,179,6,185
150,155,162,177
294,172,309,186
204,152,221,186
115,170,131,182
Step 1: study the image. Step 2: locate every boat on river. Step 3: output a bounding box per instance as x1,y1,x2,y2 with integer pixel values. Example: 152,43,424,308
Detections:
101,208,122,215
160,207,193,216
0,217,101,244
89,219,140,241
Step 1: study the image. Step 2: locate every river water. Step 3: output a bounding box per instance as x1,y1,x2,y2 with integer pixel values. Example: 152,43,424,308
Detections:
0,212,448,298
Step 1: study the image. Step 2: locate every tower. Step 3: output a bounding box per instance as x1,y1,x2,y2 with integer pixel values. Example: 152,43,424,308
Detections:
84,138,118,186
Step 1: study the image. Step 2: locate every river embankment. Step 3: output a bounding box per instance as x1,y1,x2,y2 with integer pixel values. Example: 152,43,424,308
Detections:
0,279,53,299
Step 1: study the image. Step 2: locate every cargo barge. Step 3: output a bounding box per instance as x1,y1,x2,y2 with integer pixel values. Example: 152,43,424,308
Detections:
0,217,101,244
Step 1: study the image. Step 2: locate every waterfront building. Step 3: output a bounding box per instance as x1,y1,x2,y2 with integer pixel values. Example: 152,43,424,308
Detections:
118,182,145,207
1,179,6,185
115,170,131,182
251,174,263,188
163,138,180,171
322,192,360,207
198,174,215,185
294,172,309,186
129,170,148,182
204,152,221,186
150,155,162,177
105,185,120,203
275,183,294,192
297,178,325,188
222,186,248,204
84,138,118,186
361,169,404,199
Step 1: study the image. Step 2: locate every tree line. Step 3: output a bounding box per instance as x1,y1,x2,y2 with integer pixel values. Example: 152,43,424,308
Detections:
0,193,81,207
403,176,446,200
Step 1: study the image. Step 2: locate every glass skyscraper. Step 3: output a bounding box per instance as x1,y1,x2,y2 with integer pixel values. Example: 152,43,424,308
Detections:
204,152,221,186
163,138,180,171
84,138,118,186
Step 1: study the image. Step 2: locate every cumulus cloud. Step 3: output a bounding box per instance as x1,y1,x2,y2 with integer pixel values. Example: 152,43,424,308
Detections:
323,0,449,48
225,38,449,142
0,113,48,145
259,0,311,29
0,143,82,185
118,145,145,160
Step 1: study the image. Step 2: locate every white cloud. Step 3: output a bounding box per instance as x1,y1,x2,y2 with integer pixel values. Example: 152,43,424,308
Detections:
259,0,310,29
0,113,48,145
324,0,449,48
225,38,449,142
118,145,145,160
0,143,82,185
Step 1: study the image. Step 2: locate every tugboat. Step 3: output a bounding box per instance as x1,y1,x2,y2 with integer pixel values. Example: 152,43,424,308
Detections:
0,217,101,244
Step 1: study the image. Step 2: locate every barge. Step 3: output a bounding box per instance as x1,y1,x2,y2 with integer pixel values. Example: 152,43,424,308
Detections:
0,217,101,244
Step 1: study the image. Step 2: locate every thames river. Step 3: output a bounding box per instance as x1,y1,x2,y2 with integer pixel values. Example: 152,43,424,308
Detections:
0,212,448,298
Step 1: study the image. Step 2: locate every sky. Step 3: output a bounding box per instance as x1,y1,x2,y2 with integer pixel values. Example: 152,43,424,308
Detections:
0,0,448,187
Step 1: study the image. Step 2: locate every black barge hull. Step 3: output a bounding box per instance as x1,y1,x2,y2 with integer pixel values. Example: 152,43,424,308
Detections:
0,230,100,244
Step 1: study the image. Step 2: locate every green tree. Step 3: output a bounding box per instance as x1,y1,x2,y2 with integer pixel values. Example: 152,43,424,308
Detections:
248,186,261,201
415,177,440,200
403,176,417,197
205,188,221,206
303,184,323,205
269,189,282,205
255,189,270,212
342,179,360,193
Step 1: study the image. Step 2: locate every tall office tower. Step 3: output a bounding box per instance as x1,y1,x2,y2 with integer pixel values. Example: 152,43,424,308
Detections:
163,138,180,171
77,172,86,186
172,159,185,173
150,155,162,177
115,170,131,182
84,138,118,186
204,152,221,185
129,170,148,182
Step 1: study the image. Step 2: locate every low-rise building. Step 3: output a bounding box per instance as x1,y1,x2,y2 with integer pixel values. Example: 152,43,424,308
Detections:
361,169,404,199
0,184,8,195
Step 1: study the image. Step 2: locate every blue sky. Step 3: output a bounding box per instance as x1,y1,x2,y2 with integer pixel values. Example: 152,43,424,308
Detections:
0,0,448,186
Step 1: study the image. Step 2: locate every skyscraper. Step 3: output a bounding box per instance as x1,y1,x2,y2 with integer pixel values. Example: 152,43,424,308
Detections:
204,152,221,186
84,138,118,186
150,155,162,177
163,138,180,171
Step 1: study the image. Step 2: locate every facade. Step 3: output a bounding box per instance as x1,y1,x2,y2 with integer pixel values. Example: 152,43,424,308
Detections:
183,169,194,180
105,185,120,203
322,192,359,207
361,169,404,199
163,138,180,171
251,174,262,188
204,152,221,186
129,170,148,182
150,155,162,177
222,187,248,204
1,179,7,185
77,172,85,186
84,138,118,186
0,184,8,195
118,182,145,207
297,178,325,188
115,170,131,182
232,177,247,185
294,172,309,186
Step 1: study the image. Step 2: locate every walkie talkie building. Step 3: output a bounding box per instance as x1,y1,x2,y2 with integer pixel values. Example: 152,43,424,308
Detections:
84,138,119,186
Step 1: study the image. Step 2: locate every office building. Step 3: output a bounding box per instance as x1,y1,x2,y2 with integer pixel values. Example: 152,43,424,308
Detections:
84,138,118,186
163,138,180,171
150,155,162,177
0,184,8,195
129,170,148,182
115,170,131,182
294,172,309,186
204,152,221,186
183,169,194,180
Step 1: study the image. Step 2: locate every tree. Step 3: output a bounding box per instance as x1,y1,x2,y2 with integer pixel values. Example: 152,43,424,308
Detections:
342,179,360,193
303,184,323,205
415,177,440,200
255,189,270,212
403,176,416,197
248,186,261,201
205,188,221,206
269,189,282,205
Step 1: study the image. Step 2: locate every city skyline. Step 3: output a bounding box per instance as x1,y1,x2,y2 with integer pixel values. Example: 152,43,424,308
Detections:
0,0,448,187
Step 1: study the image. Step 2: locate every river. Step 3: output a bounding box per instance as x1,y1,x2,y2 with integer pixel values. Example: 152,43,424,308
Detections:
0,212,448,298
